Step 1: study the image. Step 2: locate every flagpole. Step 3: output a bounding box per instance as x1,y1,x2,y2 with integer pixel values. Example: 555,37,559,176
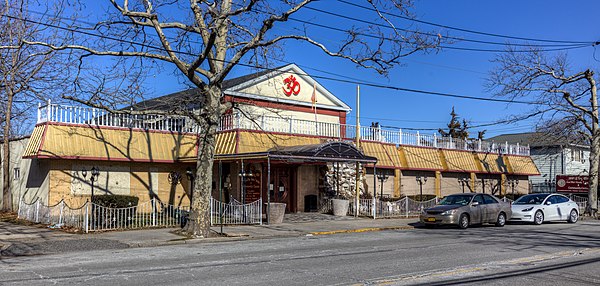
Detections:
312,83,318,134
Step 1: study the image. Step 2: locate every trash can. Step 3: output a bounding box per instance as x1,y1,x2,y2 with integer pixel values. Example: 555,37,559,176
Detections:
304,195,318,212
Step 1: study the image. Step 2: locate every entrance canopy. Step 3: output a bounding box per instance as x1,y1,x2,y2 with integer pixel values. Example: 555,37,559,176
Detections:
215,141,377,164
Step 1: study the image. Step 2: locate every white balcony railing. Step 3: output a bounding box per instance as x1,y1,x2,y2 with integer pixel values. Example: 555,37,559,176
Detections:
37,101,530,156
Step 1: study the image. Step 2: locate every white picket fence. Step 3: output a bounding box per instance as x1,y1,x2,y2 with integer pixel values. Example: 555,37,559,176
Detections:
210,198,262,225
37,101,530,156
321,197,439,218
17,197,262,233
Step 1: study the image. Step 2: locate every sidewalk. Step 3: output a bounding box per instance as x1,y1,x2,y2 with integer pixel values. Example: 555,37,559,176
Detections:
0,214,418,256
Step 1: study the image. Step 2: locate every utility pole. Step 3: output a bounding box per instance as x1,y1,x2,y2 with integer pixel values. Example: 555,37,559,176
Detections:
355,85,360,218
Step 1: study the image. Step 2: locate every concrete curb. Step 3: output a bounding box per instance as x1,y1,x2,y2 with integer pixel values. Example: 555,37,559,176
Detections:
309,225,415,236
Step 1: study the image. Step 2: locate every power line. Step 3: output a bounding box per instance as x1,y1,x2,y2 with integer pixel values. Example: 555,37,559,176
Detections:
284,15,591,53
335,0,595,45
302,6,587,48
0,13,545,105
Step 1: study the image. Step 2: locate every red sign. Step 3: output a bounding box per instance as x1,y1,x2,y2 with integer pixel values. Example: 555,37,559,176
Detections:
282,75,301,96
556,175,589,193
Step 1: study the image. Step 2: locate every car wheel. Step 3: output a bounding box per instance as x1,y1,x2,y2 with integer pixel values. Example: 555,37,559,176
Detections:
458,213,469,229
567,209,579,223
534,210,544,225
495,212,506,227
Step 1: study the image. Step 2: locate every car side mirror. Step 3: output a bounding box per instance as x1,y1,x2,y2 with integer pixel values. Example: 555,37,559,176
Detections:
471,202,479,206
545,201,552,205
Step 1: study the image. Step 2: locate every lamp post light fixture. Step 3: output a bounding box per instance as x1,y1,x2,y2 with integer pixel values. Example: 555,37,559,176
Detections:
168,171,182,185
376,171,390,199
458,177,469,193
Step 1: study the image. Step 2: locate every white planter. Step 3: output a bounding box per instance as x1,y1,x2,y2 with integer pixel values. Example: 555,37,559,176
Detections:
331,199,349,216
266,203,286,224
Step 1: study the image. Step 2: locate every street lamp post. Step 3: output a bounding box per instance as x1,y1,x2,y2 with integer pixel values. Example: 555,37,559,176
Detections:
458,177,469,193
87,166,99,228
185,167,194,202
90,166,99,202
507,178,519,198
376,171,390,199
376,171,390,213
416,175,428,212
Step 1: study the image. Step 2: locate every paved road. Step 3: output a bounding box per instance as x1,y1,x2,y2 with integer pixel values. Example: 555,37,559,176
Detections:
2,221,600,285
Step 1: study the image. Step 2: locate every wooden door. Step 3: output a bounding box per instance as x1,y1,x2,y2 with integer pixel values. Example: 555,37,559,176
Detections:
268,167,295,212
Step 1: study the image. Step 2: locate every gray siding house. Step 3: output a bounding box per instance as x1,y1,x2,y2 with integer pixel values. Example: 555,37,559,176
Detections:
488,132,589,193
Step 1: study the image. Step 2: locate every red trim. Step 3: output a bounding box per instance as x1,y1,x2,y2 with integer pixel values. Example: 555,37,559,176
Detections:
397,167,444,172
224,95,343,117
364,164,396,169
33,154,191,164
339,112,346,125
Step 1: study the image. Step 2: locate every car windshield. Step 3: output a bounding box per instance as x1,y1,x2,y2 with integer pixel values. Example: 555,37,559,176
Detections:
513,194,549,205
438,195,473,206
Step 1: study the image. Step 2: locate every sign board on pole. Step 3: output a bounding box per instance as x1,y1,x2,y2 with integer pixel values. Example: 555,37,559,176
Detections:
556,175,589,193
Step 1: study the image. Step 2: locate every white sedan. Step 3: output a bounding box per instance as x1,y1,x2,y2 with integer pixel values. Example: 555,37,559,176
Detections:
510,193,579,225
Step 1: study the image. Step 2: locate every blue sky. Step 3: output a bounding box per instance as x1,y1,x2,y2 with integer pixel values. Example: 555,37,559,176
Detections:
103,0,599,138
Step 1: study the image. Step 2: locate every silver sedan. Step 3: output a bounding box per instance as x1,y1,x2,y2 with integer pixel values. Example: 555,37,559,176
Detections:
420,193,512,229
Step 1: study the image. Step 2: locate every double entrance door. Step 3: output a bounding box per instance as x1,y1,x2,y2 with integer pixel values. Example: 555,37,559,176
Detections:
266,166,295,213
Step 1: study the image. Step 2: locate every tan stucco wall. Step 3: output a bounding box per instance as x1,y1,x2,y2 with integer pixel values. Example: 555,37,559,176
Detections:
399,170,436,197
366,168,395,198
47,160,192,208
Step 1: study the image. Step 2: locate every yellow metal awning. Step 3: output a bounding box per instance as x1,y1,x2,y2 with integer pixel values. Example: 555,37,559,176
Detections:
505,155,540,175
29,124,197,162
442,150,479,172
400,146,444,170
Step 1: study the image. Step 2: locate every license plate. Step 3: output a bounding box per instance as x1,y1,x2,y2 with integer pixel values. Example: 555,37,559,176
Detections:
426,218,436,222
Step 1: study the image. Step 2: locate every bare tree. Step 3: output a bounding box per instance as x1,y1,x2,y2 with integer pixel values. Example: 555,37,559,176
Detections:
21,0,443,236
0,0,70,210
488,47,599,216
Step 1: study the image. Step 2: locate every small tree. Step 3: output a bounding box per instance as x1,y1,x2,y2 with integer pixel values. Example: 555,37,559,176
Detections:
439,107,470,139
488,47,599,216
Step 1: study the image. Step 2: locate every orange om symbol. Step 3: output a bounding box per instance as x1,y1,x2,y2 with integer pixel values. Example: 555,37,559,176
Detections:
282,75,301,96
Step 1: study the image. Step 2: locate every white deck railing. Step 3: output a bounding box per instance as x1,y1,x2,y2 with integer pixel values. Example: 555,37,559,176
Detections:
37,101,530,156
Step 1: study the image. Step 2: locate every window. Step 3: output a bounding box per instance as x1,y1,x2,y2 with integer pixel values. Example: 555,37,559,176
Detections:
473,195,484,204
483,194,498,204
13,168,20,180
572,149,584,162
555,195,569,204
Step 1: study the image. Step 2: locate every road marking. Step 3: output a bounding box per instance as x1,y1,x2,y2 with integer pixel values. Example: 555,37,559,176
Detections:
309,226,414,236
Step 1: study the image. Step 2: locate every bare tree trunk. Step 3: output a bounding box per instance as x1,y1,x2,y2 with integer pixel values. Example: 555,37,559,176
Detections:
182,86,222,237
2,89,13,211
